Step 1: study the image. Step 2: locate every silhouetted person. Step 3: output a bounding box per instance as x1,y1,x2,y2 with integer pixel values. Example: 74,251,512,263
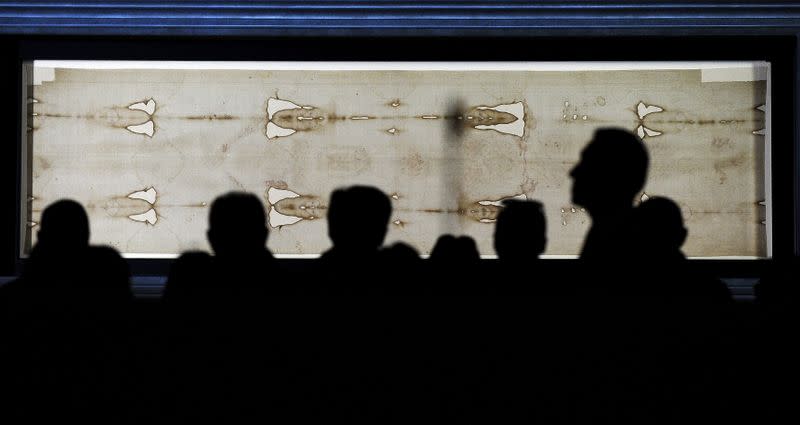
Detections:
161,193,286,423
165,191,279,300
380,241,424,294
633,196,732,301
315,185,392,295
494,200,546,265
429,235,481,267
19,199,91,289
1,199,93,376
37,199,90,250
0,203,93,398
429,234,481,294
1,200,132,314
382,241,422,263
328,185,392,254
631,197,737,424
491,200,548,294
0,199,94,316
208,192,270,259
10,202,133,305
0,203,133,424
570,128,648,261
430,234,481,264
163,251,213,302
635,197,686,258
568,128,648,295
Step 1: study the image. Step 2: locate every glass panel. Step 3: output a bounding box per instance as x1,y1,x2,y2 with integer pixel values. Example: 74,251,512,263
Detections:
21,61,769,258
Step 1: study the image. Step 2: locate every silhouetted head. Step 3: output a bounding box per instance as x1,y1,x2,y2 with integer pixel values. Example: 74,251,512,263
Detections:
382,241,422,263
327,185,392,252
430,234,481,264
570,128,649,214
635,196,687,255
37,199,90,252
494,200,547,261
207,192,268,257
163,251,214,302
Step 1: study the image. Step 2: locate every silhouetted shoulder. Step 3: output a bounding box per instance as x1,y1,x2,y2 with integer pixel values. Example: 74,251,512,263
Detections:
83,245,132,303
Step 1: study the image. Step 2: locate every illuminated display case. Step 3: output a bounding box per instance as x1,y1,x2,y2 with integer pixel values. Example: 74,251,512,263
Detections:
20,60,772,259
1,2,797,275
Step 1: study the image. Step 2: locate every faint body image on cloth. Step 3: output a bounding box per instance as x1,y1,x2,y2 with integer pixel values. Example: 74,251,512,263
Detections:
22,61,769,258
